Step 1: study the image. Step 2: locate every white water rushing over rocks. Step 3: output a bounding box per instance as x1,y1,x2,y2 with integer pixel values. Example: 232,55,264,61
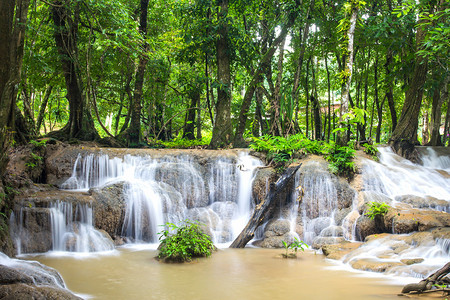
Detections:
345,146,450,278
60,152,262,246
50,201,114,252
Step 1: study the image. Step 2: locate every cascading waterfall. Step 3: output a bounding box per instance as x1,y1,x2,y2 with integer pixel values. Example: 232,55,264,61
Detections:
362,147,450,207
50,201,114,252
290,161,347,245
60,151,262,245
342,146,450,278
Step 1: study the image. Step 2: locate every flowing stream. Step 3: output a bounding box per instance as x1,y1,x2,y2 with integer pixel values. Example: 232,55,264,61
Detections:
24,248,422,300
8,146,450,299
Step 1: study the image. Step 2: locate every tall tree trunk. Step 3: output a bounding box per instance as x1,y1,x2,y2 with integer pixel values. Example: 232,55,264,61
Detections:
311,57,321,140
129,0,150,147
385,49,397,132
390,4,429,160
374,56,384,143
337,2,359,146
52,1,98,140
270,37,286,136
305,56,311,139
325,55,331,141
209,0,232,149
0,0,30,135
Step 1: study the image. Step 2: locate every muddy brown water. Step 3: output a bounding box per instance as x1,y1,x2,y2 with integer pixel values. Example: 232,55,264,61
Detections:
25,248,432,300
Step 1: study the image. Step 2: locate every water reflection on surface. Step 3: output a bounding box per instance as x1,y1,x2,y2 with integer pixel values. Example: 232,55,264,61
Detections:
27,248,426,300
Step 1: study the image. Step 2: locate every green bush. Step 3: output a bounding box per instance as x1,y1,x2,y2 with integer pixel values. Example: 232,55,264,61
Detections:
365,202,389,220
157,220,214,263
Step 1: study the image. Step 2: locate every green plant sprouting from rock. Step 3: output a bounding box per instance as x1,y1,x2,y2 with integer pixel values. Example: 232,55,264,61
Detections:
157,220,215,263
282,237,308,258
365,201,390,220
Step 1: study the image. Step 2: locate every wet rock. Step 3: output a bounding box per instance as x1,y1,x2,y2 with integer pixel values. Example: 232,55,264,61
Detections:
385,206,450,234
350,259,403,273
0,253,81,300
319,225,345,237
255,232,297,248
312,237,346,249
334,208,352,226
252,167,277,205
355,216,382,241
334,178,356,210
90,182,126,238
321,241,362,260
264,219,291,236
400,258,424,265
395,195,449,212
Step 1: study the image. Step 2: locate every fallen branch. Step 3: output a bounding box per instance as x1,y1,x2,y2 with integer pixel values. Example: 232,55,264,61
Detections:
229,163,301,248
400,262,450,295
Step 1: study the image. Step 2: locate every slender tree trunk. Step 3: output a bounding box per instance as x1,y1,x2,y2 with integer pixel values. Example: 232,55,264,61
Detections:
183,88,199,140
374,56,384,143
443,93,450,146
325,55,331,141
385,50,397,132
209,0,232,149
311,58,321,140
305,56,311,139
429,76,449,146
129,0,150,146
270,37,286,136
36,85,53,133
337,3,358,146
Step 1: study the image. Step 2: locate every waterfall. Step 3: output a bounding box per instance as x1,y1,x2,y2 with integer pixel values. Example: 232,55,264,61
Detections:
49,201,114,252
60,151,262,245
291,160,348,245
362,147,450,204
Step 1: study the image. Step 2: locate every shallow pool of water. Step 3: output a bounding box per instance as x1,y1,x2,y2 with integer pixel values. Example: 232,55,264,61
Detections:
22,247,435,300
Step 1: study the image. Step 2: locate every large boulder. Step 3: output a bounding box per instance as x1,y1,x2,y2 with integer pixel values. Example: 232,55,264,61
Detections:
0,253,81,300
90,182,126,239
254,219,296,248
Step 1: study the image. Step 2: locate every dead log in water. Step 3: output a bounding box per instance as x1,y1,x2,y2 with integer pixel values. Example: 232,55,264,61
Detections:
400,262,450,295
230,163,302,248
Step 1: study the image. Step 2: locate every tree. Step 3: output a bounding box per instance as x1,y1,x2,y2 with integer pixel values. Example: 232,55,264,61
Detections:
0,0,30,175
128,0,150,147
336,0,363,146
50,0,99,141
390,0,440,159
209,0,233,149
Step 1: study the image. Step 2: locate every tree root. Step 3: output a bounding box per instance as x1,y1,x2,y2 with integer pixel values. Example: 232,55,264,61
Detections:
400,262,450,295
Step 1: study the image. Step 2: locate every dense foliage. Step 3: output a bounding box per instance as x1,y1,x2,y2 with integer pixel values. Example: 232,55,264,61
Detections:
249,134,356,176
1,0,449,178
157,220,215,263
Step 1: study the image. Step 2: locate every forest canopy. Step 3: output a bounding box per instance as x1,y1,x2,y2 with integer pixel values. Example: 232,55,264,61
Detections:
0,0,449,158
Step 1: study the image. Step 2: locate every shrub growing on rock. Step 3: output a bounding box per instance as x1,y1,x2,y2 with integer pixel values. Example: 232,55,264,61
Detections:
157,220,214,263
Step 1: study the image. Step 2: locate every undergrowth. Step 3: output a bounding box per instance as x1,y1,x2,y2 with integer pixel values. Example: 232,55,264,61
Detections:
249,134,356,176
